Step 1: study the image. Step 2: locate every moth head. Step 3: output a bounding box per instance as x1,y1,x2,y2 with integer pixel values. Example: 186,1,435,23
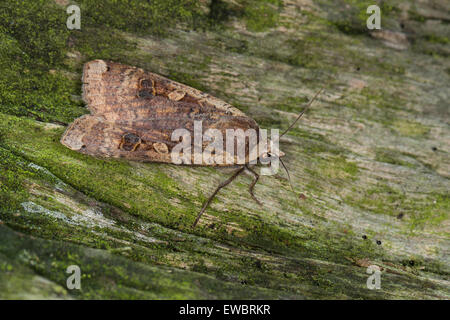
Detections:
260,151,285,161
262,151,285,159
261,139,285,160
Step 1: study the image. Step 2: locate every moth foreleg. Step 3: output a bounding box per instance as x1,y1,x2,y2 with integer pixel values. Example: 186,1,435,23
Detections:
192,166,245,228
245,165,262,206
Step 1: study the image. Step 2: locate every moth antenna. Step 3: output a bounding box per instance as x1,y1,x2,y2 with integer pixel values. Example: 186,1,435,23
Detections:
279,157,299,207
193,166,245,228
280,88,324,138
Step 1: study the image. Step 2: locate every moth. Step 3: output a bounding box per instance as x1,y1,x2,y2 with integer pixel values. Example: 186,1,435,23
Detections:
61,60,321,227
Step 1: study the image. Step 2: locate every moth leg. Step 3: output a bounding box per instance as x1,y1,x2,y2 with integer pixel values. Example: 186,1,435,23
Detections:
192,166,245,228
245,165,262,206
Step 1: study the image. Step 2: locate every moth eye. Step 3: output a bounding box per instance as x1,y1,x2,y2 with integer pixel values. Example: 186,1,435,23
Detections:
261,152,270,160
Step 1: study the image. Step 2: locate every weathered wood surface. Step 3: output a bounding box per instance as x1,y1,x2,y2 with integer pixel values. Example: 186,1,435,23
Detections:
0,0,448,299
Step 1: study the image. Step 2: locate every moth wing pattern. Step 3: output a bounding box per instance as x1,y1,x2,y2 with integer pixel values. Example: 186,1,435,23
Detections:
61,60,261,165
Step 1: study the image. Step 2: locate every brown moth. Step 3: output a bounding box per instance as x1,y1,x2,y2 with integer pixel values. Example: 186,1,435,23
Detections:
61,60,321,227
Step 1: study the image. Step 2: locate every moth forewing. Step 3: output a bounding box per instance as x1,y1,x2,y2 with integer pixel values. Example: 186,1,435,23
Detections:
62,59,264,166
61,60,296,227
